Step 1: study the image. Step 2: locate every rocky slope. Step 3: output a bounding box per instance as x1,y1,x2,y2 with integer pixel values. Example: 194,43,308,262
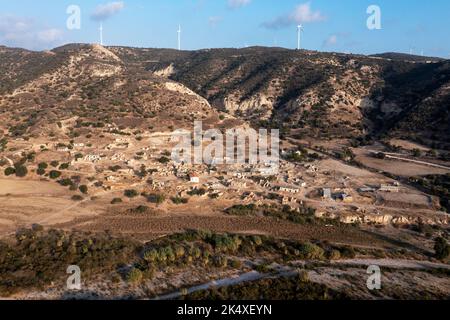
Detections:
0,44,448,146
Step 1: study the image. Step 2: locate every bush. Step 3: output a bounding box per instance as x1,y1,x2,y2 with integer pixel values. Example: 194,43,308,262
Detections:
147,193,166,204
4,167,16,176
126,268,143,284
38,162,48,170
133,205,150,214
50,161,59,168
59,163,69,170
58,178,73,187
157,156,170,164
327,250,341,260
14,165,28,177
299,243,325,260
171,197,189,204
187,188,207,196
36,168,46,176
111,198,123,204
79,185,88,194
124,189,139,198
49,170,62,179
71,195,83,201
434,237,450,260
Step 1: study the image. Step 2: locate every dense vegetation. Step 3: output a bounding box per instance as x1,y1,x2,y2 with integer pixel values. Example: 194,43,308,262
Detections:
183,272,349,300
410,174,450,212
0,226,139,296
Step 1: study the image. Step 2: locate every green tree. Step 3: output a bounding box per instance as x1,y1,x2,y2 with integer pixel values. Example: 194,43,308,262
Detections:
124,189,139,198
79,185,88,194
4,167,15,176
49,170,62,179
14,164,28,177
38,162,48,170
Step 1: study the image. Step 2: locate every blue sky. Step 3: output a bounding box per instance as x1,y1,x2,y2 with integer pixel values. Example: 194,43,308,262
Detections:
0,0,449,57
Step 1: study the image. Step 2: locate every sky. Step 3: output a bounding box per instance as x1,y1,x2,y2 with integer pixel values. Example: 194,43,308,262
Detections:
0,0,449,58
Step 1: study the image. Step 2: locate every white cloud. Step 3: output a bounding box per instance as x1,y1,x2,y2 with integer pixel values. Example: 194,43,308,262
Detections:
37,28,64,43
323,34,337,47
0,15,65,50
208,16,223,27
91,1,125,21
228,0,251,9
262,2,325,29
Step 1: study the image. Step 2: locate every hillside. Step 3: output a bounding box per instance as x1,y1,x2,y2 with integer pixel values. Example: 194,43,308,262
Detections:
110,46,450,145
0,44,449,147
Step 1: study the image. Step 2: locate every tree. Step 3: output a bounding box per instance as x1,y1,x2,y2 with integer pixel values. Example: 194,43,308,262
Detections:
124,189,139,198
50,161,59,168
4,167,15,176
158,156,170,164
14,165,28,177
38,162,48,170
49,170,62,179
59,163,70,170
147,193,166,205
79,185,88,194
434,237,450,260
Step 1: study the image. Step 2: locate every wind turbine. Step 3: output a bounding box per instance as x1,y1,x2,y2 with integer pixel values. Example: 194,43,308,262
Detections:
177,25,181,50
297,25,304,50
99,23,103,46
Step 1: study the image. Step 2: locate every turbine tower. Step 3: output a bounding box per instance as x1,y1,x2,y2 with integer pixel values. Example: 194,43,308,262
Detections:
177,25,181,50
99,23,103,46
297,25,304,50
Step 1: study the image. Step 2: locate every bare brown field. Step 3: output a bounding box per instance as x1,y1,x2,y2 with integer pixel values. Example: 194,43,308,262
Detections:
54,213,393,248
0,178,111,235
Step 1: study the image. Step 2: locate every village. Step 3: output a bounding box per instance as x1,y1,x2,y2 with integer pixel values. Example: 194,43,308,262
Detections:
2,121,441,230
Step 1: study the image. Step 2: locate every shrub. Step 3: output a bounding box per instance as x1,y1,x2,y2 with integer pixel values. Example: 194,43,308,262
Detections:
328,250,341,260
50,161,59,168
133,205,150,214
79,185,88,194
299,243,325,260
59,163,69,170
226,204,257,216
58,178,73,187
14,165,28,177
230,259,242,269
71,195,83,201
187,188,207,196
434,237,450,260
157,156,170,164
4,167,16,176
143,249,158,263
171,197,189,204
49,170,62,179
124,189,139,198
36,168,46,176
126,268,143,284
111,198,122,204
38,162,48,170
147,193,166,204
